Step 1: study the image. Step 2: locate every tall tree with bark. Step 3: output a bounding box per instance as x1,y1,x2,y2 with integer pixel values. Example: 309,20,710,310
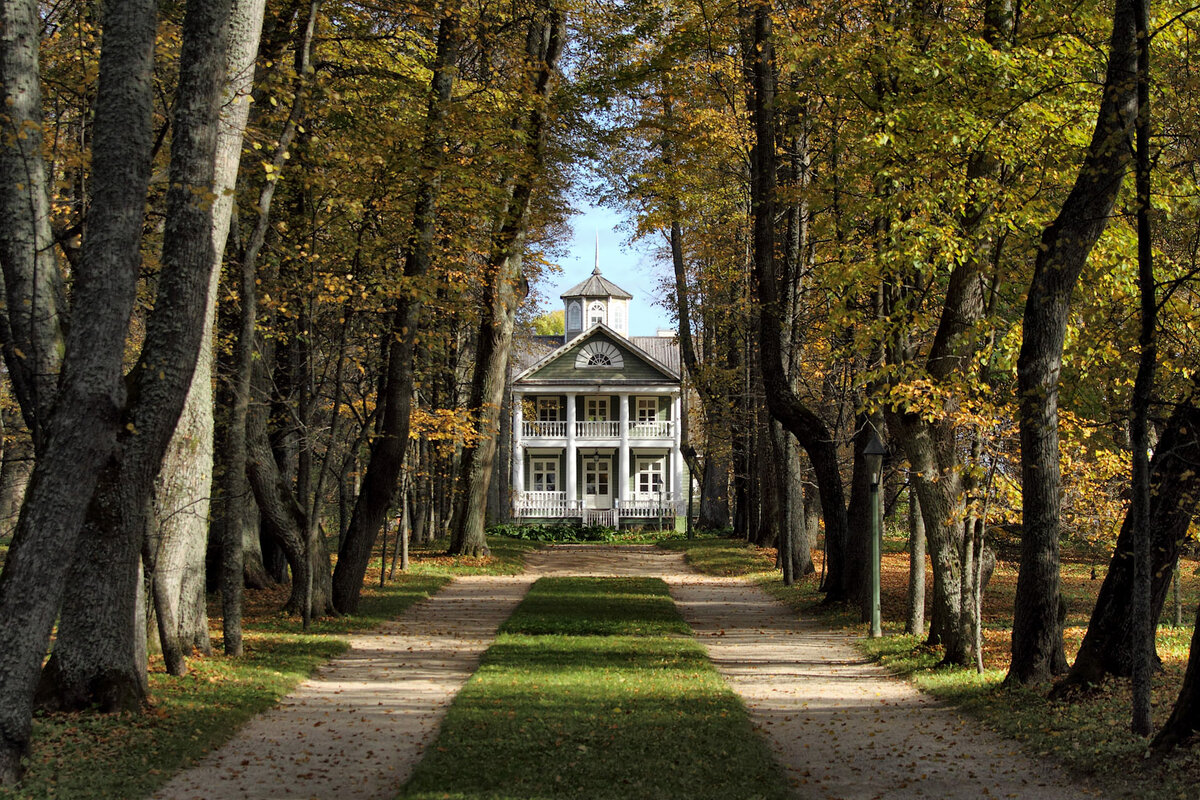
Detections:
0,0,161,782
37,0,237,708
448,0,565,556
1008,0,1138,686
148,0,268,670
331,1,462,612
0,1,67,454
881,0,1013,663
742,0,852,600
1128,0,1155,735
221,0,321,641
1056,382,1200,692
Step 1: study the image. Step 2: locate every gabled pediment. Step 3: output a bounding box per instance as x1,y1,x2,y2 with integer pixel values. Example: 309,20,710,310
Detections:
514,324,680,384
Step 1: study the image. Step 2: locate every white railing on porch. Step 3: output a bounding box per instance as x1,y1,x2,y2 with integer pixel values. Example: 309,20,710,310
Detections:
515,491,569,517
522,420,566,438
575,420,620,438
583,508,617,527
620,494,680,518
627,420,674,439
513,495,681,522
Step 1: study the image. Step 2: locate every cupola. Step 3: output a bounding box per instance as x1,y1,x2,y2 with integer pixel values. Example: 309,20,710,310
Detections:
561,251,632,342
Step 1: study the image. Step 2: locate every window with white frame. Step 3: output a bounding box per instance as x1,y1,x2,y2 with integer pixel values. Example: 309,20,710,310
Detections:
636,457,665,495
611,301,625,331
589,301,606,327
531,458,559,492
636,398,658,422
585,396,609,421
575,341,623,369
537,397,559,421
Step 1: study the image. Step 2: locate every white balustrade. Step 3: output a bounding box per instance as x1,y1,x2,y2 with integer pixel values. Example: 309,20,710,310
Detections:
619,493,680,518
627,420,673,439
526,420,674,440
515,492,680,522
515,491,569,517
575,420,620,438
583,508,617,527
522,420,567,438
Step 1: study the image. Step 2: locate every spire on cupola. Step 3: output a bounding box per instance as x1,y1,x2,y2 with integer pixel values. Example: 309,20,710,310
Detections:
561,237,633,342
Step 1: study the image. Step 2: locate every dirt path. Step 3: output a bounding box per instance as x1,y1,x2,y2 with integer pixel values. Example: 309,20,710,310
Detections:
667,571,1104,800
154,544,1103,799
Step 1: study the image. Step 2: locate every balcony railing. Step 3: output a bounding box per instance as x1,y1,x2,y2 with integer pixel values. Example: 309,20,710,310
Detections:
628,420,673,439
519,420,675,440
522,420,566,438
575,420,620,438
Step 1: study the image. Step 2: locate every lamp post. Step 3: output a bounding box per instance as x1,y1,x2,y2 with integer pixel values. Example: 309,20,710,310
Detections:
864,430,888,639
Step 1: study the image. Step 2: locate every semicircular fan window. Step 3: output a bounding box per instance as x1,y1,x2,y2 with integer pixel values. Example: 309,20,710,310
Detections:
575,341,623,369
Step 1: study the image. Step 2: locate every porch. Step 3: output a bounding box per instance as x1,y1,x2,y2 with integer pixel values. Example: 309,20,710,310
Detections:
513,490,683,527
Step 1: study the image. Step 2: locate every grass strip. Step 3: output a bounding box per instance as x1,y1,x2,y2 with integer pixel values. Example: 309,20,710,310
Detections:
500,576,693,637
401,576,791,800
0,534,534,800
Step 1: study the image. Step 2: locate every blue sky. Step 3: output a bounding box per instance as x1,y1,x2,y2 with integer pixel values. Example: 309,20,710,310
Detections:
537,203,675,337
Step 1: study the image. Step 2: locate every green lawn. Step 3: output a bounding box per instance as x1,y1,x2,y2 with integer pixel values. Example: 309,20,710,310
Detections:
400,576,793,800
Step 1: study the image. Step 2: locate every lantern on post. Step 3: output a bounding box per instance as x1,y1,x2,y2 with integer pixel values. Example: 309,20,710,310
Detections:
864,430,888,639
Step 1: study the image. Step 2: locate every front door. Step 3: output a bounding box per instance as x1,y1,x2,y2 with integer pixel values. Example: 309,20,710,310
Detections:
583,456,612,509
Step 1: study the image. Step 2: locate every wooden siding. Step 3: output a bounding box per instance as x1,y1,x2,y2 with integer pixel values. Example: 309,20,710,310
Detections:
522,332,676,383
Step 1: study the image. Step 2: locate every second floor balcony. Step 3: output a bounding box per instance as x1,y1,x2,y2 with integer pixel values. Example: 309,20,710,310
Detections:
521,419,675,441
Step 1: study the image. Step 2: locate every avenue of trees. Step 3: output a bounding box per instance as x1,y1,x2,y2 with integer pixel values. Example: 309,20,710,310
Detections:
2,0,1200,784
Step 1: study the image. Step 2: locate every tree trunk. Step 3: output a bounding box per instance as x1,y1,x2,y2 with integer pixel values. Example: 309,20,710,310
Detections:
1009,0,1137,686
1057,386,1200,692
906,487,926,636
846,415,876,619
449,2,562,557
0,444,32,537
742,2,850,602
244,343,332,617
1154,601,1200,751
152,0,266,661
784,428,814,576
332,5,461,611
219,0,318,644
667,212,731,533
0,0,66,453
0,0,159,782
39,0,236,709
1128,0,1154,733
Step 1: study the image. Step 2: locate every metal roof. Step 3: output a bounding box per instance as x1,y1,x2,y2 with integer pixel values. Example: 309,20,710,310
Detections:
559,266,633,300
511,334,564,376
630,336,680,374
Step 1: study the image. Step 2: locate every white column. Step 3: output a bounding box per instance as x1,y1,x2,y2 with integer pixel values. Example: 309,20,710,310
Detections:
618,393,630,511
565,392,577,510
671,393,683,512
512,393,524,516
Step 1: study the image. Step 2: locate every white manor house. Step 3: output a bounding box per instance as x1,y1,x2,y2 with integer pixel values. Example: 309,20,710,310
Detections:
508,266,685,527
